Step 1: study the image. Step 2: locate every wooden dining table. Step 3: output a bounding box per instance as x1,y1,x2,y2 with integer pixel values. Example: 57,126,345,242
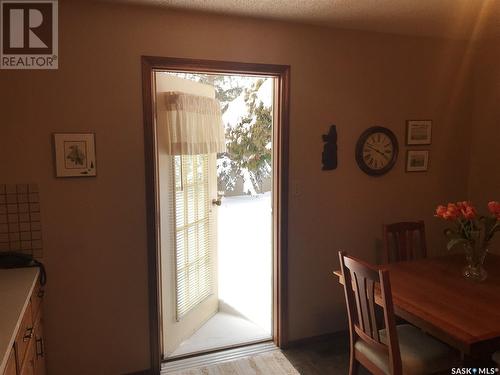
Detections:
333,253,500,356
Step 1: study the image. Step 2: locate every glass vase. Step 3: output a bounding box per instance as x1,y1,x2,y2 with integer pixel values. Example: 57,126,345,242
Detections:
463,243,488,282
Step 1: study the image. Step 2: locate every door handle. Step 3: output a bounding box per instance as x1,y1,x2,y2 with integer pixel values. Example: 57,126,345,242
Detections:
212,193,224,206
36,337,45,358
23,327,33,342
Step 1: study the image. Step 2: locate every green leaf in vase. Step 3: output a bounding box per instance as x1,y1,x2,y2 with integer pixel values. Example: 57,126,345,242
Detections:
447,238,469,250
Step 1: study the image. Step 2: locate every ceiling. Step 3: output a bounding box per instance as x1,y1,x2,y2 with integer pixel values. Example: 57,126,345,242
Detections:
105,0,500,40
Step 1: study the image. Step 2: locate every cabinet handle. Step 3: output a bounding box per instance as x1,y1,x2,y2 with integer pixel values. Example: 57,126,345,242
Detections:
23,327,33,342
36,337,45,358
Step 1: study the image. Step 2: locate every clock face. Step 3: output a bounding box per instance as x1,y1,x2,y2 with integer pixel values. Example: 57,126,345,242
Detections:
355,127,398,176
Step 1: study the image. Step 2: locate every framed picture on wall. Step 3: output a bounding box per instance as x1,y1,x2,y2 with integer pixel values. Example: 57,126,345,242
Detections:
53,133,97,177
406,120,432,145
406,150,429,172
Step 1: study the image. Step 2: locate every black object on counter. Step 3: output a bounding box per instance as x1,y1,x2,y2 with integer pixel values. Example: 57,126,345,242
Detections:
0,251,47,285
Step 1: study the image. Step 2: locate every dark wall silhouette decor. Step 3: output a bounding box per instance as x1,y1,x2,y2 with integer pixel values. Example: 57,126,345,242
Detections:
322,125,338,170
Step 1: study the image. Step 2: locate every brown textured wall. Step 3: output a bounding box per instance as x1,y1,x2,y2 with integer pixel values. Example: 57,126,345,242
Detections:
469,39,500,253
0,1,474,374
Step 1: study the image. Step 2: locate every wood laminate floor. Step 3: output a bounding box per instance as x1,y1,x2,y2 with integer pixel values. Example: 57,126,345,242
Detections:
167,350,299,374
166,329,496,374
164,333,362,374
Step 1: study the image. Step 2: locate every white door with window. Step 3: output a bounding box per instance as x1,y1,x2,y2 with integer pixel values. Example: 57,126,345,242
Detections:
156,75,222,357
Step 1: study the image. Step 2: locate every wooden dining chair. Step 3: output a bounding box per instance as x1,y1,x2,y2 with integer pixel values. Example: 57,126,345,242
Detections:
493,351,500,366
339,251,458,374
383,221,427,263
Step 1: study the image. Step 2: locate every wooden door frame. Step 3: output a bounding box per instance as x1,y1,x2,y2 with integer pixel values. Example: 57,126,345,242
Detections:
141,56,290,374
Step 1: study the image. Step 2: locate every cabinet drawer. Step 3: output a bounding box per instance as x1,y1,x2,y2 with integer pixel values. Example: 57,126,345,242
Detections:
33,313,45,375
2,348,16,375
15,302,34,370
19,340,35,375
31,280,44,321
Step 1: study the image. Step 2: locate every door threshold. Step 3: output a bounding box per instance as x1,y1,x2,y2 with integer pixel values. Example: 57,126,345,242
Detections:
161,341,276,373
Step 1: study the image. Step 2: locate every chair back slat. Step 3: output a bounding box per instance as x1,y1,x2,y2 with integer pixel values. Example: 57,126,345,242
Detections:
342,255,383,341
407,230,414,260
366,279,379,342
339,251,403,375
383,221,427,263
353,272,367,334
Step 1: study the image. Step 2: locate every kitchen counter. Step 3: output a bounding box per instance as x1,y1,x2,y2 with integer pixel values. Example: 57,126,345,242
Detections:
0,268,39,374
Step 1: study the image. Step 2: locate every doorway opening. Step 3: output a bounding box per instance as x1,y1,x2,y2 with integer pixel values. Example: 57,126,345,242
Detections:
141,57,289,372
157,72,274,358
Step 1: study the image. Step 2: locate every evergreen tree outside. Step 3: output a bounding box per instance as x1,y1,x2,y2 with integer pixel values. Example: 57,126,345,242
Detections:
218,79,272,195
163,73,273,195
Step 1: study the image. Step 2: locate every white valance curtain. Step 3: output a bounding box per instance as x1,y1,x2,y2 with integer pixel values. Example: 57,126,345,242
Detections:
157,92,226,155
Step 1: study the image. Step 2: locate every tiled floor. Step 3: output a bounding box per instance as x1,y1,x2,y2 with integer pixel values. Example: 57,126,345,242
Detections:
282,332,370,375
283,333,498,374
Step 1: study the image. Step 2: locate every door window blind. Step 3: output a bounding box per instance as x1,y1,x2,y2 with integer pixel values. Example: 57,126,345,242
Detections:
173,154,213,320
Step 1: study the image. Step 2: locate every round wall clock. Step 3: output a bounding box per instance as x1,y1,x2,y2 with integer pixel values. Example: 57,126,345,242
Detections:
355,126,398,176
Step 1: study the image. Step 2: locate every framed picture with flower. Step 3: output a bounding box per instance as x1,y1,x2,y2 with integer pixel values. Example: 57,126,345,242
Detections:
53,133,97,177
406,150,429,172
406,120,432,145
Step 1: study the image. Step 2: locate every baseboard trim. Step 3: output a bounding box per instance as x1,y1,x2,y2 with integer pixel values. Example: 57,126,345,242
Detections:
124,369,153,375
284,330,349,349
